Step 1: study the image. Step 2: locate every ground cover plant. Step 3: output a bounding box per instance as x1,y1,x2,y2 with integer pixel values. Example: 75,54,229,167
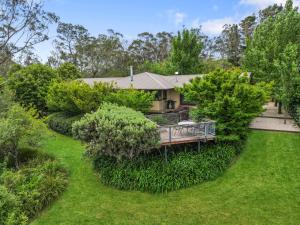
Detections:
94,144,236,193
31,130,300,225
0,150,68,225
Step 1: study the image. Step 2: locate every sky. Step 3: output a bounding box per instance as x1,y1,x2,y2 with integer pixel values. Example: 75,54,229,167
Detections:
34,0,298,61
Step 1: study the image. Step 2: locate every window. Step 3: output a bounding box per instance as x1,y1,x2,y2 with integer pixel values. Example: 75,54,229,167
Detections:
162,90,167,100
155,91,162,100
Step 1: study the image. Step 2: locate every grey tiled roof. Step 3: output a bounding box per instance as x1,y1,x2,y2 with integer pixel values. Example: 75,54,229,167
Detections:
80,72,202,90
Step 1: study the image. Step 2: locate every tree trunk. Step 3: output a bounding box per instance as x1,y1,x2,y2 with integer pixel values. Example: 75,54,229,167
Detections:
275,100,278,107
278,101,282,114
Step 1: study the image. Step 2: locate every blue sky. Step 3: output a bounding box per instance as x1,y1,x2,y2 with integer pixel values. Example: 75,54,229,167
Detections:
35,0,296,61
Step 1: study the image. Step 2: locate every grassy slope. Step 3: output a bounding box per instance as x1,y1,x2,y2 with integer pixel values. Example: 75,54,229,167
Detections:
32,131,300,225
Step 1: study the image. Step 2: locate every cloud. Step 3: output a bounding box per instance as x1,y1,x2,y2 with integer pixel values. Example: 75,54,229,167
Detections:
166,10,187,26
240,0,300,8
192,17,235,36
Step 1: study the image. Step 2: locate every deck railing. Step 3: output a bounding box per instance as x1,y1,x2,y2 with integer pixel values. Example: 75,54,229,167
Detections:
158,121,216,144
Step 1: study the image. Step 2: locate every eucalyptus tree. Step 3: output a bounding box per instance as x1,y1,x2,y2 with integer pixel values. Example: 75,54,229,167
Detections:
0,0,58,65
50,22,90,68
215,24,243,66
128,31,173,64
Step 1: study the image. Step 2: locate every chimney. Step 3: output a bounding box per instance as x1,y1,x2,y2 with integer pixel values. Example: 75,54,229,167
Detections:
130,66,133,82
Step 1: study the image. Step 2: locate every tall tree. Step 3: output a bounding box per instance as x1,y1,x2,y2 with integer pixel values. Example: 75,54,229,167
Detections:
79,30,130,77
216,24,242,66
244,0,300,113
259,4,283,22
0,0,58,64
128,32,173,64
239,15,257,48
170,29,204,74
50,22,89,67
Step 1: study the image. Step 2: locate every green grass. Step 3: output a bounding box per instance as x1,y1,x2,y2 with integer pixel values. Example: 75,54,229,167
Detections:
32,131,300,225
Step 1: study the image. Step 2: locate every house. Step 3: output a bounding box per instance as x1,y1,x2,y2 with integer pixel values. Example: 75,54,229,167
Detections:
80,72,202,113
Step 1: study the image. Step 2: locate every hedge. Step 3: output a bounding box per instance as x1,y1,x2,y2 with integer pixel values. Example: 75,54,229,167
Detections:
46,112,83,136
94,144,236,193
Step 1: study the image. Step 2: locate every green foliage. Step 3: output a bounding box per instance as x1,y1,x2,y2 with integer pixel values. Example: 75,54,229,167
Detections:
180,69,267,141
137,60,176,75
72,103,160,161
8,64,58,113
46,80,114,114
244,0,300,116
94,144,235,193
46,112,83,136
0,156,68,224
170,29,204,74
47,80,154,114
0,185,28,225
56,62,82,80
108,89,155,113
0,86,14,116
0,105,46,168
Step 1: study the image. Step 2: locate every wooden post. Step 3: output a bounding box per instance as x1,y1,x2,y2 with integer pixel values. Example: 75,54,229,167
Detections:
204,123,207,138
197,141,200,153
168,126,172,143
164,145,168,163
278,101,282,114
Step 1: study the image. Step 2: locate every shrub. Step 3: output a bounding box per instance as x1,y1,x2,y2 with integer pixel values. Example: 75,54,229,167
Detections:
56,62,82,80
0,157,68,220
94,144,236,193
46,80,115,114
8,64,58,114
108,88,155,113
73,103,160,161
0,185,28,225
46,112,83,136
180,69,267,142
0,105,46,168
0,152,68,224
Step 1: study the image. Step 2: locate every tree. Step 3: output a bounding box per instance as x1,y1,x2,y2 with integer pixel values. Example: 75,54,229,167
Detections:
128,32,173,64
239,15,257,48
79,30,129,77
216,24,243,66
170,29,204,74
0,105,45,168
0,0,58,65
50,22,89,67
8,64,58,113
244,0,300,113
180,69,267,142
56,62,82,80
46,80,115,114
259,4,283,22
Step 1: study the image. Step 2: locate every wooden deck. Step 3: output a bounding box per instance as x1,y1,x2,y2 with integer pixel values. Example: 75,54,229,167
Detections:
159,122,216,146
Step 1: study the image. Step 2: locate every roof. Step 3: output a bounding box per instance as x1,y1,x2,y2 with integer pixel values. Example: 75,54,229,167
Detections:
80,72,202,90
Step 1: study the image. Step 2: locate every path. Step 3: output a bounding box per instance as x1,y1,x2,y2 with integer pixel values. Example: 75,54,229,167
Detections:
250,102,300,133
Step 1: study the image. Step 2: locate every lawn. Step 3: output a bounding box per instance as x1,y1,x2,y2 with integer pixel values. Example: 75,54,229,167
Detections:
32,131,300,225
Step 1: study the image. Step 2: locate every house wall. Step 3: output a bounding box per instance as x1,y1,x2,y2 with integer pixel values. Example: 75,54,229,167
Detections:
149,89,181,113
167,89,181,109
151,100,164,112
